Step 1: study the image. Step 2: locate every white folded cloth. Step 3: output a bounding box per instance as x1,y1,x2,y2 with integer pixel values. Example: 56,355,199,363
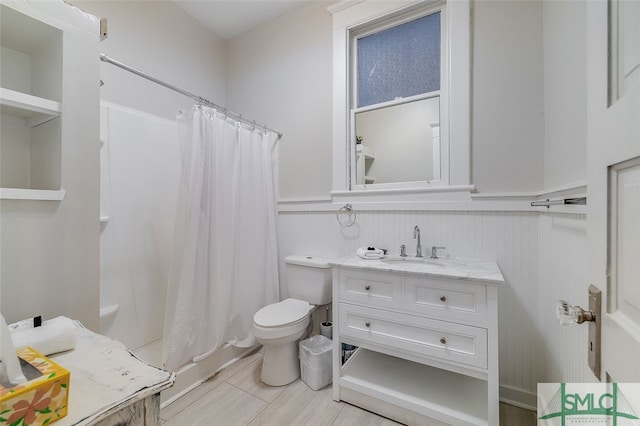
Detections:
356,247,384,260
10,316,76,356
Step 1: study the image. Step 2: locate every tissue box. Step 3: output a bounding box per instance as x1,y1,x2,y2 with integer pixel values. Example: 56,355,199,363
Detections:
0,347,69,425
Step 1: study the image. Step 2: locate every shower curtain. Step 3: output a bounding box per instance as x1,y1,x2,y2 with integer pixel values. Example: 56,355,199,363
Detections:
163,105,279,371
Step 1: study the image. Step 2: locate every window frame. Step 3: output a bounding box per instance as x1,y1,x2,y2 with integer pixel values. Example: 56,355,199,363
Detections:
349,3,448,190
329,0,471,199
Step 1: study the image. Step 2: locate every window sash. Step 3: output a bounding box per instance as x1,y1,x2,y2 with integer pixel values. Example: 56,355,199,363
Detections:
350,3,445,112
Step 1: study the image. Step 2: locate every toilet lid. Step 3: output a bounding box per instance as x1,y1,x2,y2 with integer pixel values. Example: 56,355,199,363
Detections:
254,298,310,327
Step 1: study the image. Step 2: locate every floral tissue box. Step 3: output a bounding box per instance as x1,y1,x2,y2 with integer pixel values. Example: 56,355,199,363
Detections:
0,347,69,426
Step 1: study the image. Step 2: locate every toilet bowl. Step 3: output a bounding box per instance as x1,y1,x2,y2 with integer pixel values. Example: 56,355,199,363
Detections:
253,255,332,386
253,298,311,386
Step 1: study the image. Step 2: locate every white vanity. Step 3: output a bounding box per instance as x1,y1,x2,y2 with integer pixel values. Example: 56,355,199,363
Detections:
330,254,504,426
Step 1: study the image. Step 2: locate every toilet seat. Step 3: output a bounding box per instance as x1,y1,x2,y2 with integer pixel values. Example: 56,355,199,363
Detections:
253,298,310,327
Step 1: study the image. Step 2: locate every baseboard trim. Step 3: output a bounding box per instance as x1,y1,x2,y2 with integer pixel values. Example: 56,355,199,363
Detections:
160,344,260,408
500,384,537,412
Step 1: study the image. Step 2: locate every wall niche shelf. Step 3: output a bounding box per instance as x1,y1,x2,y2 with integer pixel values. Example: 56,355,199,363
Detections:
0,88,61,127
1,3,63,198
0,188,65,201
356,144,375,185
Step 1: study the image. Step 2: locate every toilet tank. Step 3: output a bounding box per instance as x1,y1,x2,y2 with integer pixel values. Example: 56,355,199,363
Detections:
285,255,332,305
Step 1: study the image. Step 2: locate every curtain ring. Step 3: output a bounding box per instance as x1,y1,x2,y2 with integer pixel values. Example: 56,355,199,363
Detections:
337,203,356,227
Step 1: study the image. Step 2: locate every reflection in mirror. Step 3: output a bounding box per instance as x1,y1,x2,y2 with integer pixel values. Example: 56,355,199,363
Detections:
354,96,440,186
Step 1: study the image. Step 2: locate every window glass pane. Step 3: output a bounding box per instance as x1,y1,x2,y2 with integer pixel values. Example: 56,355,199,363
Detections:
357,12,440,108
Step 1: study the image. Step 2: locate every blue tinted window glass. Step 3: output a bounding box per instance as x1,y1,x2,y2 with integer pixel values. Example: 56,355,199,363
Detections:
357,12,440,108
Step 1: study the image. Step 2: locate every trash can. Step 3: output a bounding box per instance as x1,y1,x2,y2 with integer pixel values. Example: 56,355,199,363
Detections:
299,335,333,390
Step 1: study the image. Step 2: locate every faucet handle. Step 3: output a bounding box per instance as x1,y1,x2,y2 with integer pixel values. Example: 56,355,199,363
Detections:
400,244,407,257
430,246,446,259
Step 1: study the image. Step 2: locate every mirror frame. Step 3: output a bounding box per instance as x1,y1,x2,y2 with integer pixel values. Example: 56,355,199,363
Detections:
329,0,471,197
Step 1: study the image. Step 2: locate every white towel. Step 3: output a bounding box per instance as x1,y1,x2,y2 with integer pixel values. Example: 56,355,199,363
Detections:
11,316,76,356
356,247,384,260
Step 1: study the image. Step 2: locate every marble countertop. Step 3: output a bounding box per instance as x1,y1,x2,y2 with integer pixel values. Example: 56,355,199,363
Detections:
330,254,505,284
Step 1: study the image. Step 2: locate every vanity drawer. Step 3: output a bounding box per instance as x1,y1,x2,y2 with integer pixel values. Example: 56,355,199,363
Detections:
339,269,403,309
404,277,487,325
339,303,487,369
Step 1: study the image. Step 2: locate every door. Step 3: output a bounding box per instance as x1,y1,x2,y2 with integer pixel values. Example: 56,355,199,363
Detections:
587,0,640,383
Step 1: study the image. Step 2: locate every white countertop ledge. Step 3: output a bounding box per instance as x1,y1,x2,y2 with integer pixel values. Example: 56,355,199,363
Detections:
330,254,505,284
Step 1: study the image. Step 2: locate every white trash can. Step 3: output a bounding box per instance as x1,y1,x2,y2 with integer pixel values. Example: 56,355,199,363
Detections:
299,335,333,390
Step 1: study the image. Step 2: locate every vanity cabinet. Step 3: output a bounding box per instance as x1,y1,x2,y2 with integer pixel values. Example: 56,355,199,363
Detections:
331,256,503,426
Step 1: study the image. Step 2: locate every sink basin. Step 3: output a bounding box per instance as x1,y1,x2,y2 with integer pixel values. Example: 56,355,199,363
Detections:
381,256,445,267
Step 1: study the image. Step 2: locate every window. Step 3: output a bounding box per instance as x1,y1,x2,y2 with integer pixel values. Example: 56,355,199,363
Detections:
351,7,445,188
330,0,471,197
351,4,446,189
356,12,441,108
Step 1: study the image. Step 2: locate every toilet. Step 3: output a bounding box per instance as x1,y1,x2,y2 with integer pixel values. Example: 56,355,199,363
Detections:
253,255,332,386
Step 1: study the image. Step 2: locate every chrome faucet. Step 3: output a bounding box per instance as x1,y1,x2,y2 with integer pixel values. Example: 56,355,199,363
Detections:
413,225,423,257
431,246,446,259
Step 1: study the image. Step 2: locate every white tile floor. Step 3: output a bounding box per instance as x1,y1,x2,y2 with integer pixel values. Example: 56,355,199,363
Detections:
160,350,536,425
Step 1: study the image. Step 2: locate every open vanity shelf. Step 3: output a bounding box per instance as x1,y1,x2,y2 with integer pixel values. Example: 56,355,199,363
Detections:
341,349,488,424
0,2,64,200
331,255,503,426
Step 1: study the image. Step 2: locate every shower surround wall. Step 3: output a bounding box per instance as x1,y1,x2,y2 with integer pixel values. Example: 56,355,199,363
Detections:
75,0,239,405
278,208,590,408
99,102,180,361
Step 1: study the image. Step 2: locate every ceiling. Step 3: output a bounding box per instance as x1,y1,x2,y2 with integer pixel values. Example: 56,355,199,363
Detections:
171,0,314,40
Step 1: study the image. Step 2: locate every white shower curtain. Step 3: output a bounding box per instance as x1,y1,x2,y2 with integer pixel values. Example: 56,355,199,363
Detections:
163,105,280,371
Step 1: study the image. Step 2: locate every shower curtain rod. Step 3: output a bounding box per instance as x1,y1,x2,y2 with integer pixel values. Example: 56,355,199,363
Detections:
99,54,283,138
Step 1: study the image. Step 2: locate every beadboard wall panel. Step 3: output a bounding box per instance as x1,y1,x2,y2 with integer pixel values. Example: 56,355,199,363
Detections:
536,213,592,384
278,209,588,406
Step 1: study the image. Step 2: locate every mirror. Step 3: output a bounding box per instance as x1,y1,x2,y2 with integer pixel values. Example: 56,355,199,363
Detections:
353,96,440,187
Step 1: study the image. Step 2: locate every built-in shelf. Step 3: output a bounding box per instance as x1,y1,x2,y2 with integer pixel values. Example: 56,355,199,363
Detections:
0,87,61,127
340,349,489,425
99,216,110,231
1,4,63,195
99,304,120,320
356,144,375,160
356,144,376,186
0,188,65,201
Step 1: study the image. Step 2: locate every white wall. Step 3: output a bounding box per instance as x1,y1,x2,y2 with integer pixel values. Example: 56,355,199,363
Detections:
472,0,545,193
536,213,592,383
535,0,591,385
0,2,101,329
76,0,227,121
226,1,334,200
227,1,546,199
542,1,587,189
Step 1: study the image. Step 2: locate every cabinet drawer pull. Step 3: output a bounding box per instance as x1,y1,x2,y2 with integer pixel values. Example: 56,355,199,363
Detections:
440,296,447,302
365,285,371,291
440,337,447,345
365,321,371,328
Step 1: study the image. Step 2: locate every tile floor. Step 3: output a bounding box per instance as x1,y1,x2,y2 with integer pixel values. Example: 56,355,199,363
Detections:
160,350,536,425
